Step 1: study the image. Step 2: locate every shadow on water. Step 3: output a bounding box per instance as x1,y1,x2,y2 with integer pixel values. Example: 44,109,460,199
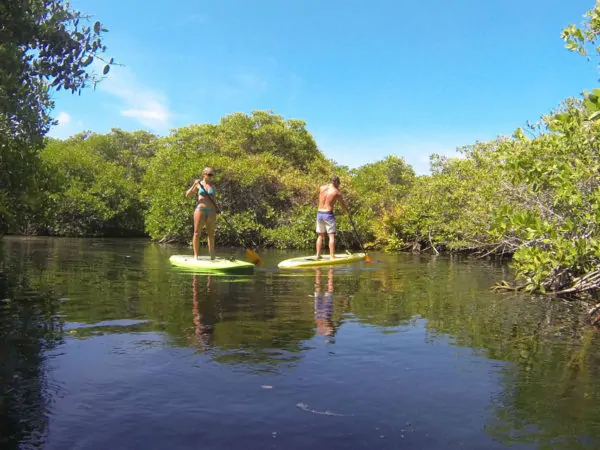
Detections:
0,243,64,450
2,237,600,449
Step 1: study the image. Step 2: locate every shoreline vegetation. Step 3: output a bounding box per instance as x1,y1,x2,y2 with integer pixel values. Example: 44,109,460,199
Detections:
4,1,600,323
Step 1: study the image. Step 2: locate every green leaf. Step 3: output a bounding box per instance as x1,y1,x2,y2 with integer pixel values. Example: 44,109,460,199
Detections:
566,41,578,51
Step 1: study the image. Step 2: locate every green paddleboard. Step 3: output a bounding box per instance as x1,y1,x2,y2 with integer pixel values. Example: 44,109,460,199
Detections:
278,252,366,269
169,255,255,274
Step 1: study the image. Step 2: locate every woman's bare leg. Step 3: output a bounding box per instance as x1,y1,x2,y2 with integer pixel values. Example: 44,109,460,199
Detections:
193,209,206,259
205,211,217,260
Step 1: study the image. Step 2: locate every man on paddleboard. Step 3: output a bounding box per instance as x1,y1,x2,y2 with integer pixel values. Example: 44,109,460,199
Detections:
316,176,350,260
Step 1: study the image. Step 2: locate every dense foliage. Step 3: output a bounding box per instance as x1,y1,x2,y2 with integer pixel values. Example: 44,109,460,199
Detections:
1,0,113,234
38,129,157,236
377,149,506,253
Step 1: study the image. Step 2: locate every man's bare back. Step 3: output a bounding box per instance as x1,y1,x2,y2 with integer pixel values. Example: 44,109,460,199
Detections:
318,184,342,212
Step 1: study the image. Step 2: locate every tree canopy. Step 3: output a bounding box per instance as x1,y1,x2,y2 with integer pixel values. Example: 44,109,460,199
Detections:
0,0,113,233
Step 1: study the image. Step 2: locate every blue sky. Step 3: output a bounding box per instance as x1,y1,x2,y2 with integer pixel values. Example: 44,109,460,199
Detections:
49,0,599,174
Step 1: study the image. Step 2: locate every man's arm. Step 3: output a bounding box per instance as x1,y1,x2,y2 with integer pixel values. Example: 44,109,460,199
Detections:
337,191,350,215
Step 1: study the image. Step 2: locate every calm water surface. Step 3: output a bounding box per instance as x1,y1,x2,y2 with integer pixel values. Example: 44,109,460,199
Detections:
2,237,600,449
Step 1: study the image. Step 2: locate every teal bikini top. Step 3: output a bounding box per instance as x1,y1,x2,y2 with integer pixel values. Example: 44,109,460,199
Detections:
199,182,214,196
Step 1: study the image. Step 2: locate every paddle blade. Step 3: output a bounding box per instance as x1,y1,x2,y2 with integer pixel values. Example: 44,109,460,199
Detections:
246,248,263,266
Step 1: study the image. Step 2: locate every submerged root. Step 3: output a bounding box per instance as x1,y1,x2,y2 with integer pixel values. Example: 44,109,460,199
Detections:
491,280,525,292
588,302,600,317
158,235,179,244
588,303,600,326
493,281,600,327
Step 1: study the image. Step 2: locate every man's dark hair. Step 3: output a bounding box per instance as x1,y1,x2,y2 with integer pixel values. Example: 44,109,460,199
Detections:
330,176,340,186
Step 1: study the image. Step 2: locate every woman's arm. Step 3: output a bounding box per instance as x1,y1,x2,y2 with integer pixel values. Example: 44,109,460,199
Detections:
185,179,200,198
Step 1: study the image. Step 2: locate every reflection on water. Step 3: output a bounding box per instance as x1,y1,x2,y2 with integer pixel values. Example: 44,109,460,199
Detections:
0,253,64,450
190,274,214,349
1,237,600,449
314,268,335,339
314,268,336,341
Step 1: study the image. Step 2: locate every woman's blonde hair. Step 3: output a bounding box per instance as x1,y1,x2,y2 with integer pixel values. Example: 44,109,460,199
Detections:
202,167,214,176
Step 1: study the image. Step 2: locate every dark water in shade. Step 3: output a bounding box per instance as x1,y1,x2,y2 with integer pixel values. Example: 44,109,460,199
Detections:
2,237,600,450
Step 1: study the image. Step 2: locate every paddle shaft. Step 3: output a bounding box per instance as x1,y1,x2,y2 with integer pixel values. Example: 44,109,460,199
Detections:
347,214,369,256
196,181,248,249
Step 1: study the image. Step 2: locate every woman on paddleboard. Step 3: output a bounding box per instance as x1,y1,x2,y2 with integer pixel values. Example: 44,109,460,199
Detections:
185,167,218,260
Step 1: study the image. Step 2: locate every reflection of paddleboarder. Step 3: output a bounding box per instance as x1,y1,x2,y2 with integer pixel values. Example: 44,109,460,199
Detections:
314,268,336,339
191,275,214,349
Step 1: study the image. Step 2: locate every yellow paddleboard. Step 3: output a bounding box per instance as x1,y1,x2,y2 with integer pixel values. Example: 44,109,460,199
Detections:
169,255,255,274
278,253,366,269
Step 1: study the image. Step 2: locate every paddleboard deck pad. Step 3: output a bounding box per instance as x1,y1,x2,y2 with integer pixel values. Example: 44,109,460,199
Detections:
278,253,366,269
169,255,255,274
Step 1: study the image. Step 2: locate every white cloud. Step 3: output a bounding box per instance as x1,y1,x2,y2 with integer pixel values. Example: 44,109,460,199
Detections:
48,111,84,139
122,102,170,122
97,65,172,132
56,111,71,126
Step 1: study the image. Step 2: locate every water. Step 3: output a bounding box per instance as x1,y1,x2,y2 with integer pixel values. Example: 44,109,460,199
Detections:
1,237,600,450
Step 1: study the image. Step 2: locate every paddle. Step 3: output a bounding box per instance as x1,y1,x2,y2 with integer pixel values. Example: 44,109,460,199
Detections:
196,180,263,266
346,214,372,263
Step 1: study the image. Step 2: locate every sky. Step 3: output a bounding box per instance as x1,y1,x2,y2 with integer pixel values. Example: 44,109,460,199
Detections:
48,0,600,174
